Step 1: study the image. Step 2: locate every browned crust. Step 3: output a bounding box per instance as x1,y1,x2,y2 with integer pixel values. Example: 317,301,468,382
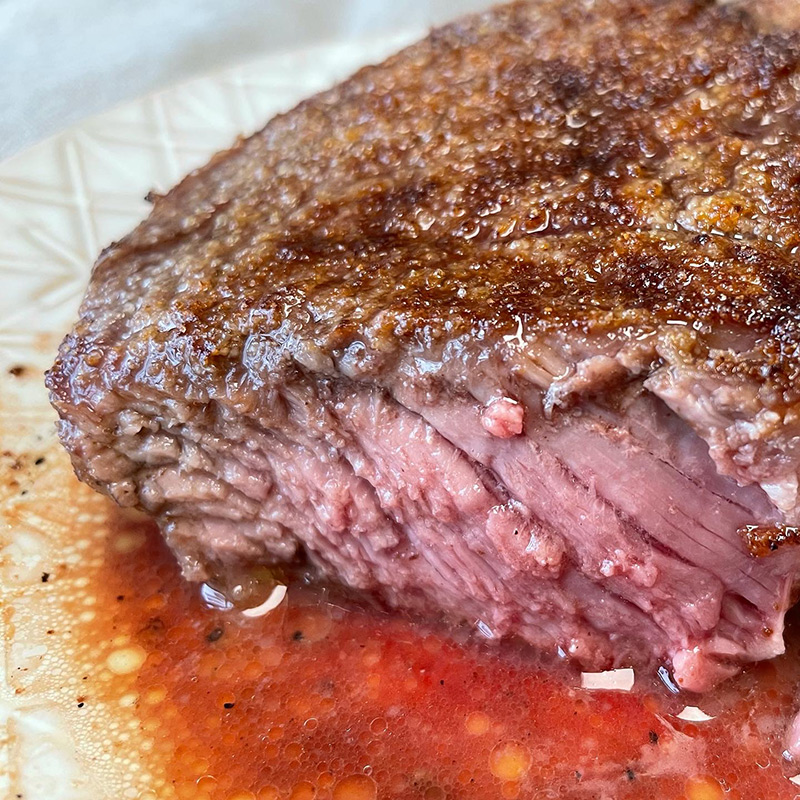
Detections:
740,523,800,556
55,0,800,400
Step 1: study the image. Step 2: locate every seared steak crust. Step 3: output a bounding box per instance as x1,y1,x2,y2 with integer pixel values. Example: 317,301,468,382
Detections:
70,0,800,373
48,0,800,688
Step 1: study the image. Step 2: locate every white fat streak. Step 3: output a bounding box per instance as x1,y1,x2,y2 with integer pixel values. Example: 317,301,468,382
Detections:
762,476,798,515
676,706,715,722
241,584,288,618
580,668,635,691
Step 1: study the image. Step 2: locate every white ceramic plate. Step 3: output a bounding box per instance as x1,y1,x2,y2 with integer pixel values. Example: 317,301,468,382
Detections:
0,30,421,799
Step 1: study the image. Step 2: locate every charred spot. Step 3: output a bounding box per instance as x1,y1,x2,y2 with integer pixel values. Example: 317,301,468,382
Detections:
545,60,592,109
693,233,712,247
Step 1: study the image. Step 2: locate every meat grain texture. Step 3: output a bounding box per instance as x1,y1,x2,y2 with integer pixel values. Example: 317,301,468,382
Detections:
47,0,800,698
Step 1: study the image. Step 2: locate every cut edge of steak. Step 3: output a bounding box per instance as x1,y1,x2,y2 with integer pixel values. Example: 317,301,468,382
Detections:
47,327,800,694
46,0,800,705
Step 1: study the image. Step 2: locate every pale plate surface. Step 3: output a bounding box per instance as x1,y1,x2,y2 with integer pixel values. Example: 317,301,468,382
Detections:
0,30,420,799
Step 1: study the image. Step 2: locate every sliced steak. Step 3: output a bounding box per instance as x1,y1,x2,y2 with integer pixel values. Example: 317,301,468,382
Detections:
47,0,800,693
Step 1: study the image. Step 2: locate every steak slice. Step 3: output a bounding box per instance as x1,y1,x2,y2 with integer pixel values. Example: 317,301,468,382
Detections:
47,0,800,692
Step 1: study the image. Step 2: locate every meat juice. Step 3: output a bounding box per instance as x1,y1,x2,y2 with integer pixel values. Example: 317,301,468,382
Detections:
8,444,800,800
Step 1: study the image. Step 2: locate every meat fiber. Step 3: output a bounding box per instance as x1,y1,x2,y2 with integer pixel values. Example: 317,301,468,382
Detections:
47,0,800,694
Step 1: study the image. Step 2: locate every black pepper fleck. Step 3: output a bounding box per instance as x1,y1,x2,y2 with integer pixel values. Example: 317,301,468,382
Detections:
34,457,45,466
292,630,304,641
649,730,659,744
223,702,235,709
77,702,84,708
41,572,50,583
206,627,224,643
625,768,636,781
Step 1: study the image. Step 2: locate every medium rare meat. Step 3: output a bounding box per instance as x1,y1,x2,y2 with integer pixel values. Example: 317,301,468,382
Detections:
47,0,800,694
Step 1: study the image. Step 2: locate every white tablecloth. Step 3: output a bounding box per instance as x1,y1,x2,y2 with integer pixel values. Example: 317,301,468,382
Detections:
1,0,491,160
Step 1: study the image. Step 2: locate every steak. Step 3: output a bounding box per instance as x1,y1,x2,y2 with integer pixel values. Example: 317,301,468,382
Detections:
47,0,800,695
